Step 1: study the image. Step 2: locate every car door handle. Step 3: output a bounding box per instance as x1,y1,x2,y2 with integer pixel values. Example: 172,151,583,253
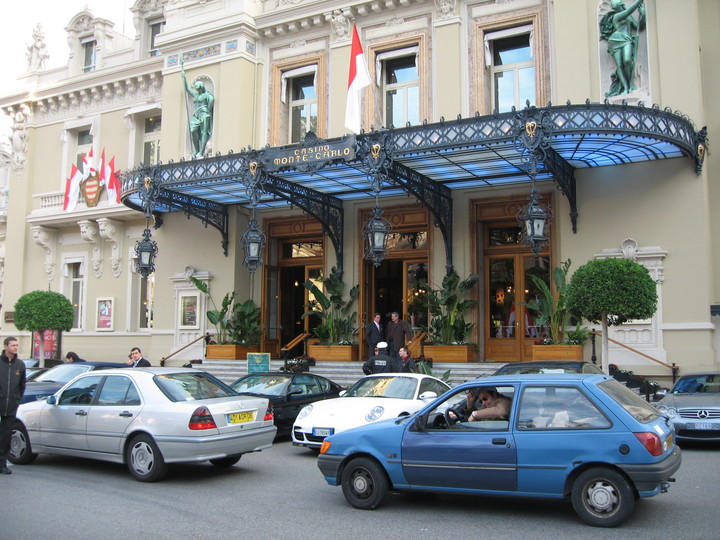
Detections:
492,438,507,445
119,411,133,418
75,410,87,416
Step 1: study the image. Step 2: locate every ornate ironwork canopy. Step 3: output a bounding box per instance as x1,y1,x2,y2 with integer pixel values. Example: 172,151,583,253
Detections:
120,100,706,272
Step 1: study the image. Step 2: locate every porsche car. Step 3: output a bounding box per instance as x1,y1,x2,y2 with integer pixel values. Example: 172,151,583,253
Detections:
318,373,681,528
655,371,720,441
292,373,450,449
10,368,276,481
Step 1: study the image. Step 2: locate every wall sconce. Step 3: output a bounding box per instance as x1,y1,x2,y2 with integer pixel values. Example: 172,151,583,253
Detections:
135,226,158,279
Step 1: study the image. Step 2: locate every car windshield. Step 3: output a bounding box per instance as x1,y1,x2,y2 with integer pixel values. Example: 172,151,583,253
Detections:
155,372,239,402
598,379,660,423
32,364,91,384
344,376,418,399
670,375,720,394
232,374,290,396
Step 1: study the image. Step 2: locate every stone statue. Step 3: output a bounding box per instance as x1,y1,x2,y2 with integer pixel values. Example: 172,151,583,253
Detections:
330,9,350,41
26,23,49,72
181,60,215,158
600,0,646,97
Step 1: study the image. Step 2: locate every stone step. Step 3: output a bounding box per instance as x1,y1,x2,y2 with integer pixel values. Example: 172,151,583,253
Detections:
197,359,502,388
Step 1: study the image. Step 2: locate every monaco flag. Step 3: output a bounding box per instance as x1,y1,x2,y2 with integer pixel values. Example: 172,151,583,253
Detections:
63,164,83,212
99,149,120,204
345,25,372,134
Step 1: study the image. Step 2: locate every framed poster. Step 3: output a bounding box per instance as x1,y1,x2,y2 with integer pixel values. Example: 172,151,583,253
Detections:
179,292,199,329
96,297,114,331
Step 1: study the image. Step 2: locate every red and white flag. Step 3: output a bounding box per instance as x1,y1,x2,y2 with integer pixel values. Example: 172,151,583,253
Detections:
345,25,372,134
62,164,83,212
99,149,121,204
81,147,96,181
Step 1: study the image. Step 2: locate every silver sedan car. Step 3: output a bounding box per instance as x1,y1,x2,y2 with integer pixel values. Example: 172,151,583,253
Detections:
10,368,277,481
655,371,720,442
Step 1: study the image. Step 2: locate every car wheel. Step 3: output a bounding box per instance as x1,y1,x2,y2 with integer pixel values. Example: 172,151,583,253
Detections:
210,455,241,468
571,467,635,527
341,457,389,510
9,423,37,465
126,434,167,482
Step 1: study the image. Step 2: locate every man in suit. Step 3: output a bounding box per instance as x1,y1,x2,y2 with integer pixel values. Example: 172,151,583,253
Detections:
128,347,151,367
365,313,384,357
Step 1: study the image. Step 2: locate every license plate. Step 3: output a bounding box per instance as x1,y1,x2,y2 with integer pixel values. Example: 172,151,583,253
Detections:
691,423,714,430
312,427,334,437
227,411,254,424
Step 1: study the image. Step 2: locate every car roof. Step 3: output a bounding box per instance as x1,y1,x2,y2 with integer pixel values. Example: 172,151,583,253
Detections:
465,373,610,386
677,371,720,378
364,372,437,380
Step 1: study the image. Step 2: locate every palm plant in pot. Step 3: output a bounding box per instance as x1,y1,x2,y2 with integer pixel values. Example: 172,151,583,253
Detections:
421,270,480,362
302,267,360,361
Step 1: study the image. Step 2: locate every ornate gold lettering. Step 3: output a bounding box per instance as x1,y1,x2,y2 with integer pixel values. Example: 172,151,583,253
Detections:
371,144,381,160
525,121,537,138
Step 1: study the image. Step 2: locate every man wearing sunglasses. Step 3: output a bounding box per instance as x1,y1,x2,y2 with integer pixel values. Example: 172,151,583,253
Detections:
465,387,511,421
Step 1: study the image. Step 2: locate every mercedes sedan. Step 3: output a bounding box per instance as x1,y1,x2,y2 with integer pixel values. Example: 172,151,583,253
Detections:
11,368,276,481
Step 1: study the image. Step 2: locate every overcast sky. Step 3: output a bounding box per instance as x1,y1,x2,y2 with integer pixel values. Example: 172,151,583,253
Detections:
0,1,132,96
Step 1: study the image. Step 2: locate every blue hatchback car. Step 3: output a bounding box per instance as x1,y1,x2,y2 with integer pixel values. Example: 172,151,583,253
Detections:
318,374,681,527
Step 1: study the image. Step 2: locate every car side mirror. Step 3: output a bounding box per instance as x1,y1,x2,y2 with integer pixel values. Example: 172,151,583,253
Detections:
410,414,427,432
418,391,437,402
288,388,303,397
652,389,668,402
47,395,57,405
339,390,347,397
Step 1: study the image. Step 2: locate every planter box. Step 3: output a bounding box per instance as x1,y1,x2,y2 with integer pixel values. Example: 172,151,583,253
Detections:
206,344,259,360
307,344,359,362
422,344,475,363
531,344,583,361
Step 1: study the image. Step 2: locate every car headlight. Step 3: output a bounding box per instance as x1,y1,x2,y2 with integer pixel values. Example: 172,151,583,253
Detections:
365,405,385,422
657,405,677,419
297,404,313,420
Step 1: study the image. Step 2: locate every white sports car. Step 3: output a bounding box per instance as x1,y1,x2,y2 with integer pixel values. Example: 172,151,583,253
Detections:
291,373,450,449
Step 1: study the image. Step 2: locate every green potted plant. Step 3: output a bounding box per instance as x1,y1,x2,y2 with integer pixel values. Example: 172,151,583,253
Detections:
303,267,360,361
14,290,74,368
566,257,657,373
190,276,262,360
421,270,480,363
522,259,585,361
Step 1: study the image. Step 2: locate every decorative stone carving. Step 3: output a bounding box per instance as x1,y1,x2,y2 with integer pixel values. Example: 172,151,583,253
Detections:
435,0,457,19
8,104,30,177
79,220,104,278
26,23,49,72
31,225,57,281
98,218,123,277
330,9,350,42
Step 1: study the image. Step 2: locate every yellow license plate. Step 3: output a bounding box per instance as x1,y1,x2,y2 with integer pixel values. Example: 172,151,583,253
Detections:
227,411,254,424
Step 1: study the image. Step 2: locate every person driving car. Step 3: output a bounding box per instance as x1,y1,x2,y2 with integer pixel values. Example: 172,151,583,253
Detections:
465,387,511,421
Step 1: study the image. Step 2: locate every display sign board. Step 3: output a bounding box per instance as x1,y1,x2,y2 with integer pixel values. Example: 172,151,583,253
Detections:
247,352,271,373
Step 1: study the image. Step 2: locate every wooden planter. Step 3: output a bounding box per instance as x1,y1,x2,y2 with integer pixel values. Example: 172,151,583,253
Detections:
205,344,259,360
531,344,583,361
306,344,359,362
422,344,476,363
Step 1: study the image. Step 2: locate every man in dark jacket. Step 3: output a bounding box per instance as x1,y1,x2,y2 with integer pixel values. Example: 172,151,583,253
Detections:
0,337,25,474
362,342,396,375
398,347,416,373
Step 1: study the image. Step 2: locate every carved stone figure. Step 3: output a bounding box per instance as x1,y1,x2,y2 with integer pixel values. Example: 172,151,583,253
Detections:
600,0,646,97
181,60,215,158
26,24,49,72
330,9,350,41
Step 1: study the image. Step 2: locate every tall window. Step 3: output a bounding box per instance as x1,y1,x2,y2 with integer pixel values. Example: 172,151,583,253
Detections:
287,73,317,143
83,39,97,72
143,116,162,165
66,262,85,329
488,29,534,112
149,20,165,57
381,53,419,127
140,275,155,329
76,129,93,169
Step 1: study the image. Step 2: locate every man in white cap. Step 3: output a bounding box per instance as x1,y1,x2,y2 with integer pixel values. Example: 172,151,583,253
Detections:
362,341,396,375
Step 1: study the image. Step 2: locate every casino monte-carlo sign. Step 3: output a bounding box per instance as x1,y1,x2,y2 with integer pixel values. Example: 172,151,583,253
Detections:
262,134,356,173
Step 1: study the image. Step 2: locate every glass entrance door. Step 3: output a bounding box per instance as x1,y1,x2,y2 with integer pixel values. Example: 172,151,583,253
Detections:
486,254,550,362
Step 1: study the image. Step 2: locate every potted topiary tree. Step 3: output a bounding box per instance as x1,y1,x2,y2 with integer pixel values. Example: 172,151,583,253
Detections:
566,257,658,373
303,267,360,362
14,290,74,367
190,276,262,360
421,270,480,363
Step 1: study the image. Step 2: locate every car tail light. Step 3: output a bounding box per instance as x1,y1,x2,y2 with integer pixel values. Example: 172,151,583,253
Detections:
264,406,274,422
189,406,217,430
634,432,663,456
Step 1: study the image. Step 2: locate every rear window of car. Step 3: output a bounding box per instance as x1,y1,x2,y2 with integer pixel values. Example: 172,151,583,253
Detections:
598,379,660,423
154,372,239,402
33,364,91,384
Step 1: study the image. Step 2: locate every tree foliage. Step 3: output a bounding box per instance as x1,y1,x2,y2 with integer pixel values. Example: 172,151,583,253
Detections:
303,267,359,344
14,290,74,332
423,270,480,344
566,258,657,325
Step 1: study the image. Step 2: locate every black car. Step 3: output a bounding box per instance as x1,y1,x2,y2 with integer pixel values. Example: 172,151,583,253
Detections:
230,372,344,436
492,360,604,376
21,362,130,404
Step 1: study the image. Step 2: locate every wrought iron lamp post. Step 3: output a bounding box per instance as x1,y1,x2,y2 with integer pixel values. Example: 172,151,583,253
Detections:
361,142,393,266
135,175,159,278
